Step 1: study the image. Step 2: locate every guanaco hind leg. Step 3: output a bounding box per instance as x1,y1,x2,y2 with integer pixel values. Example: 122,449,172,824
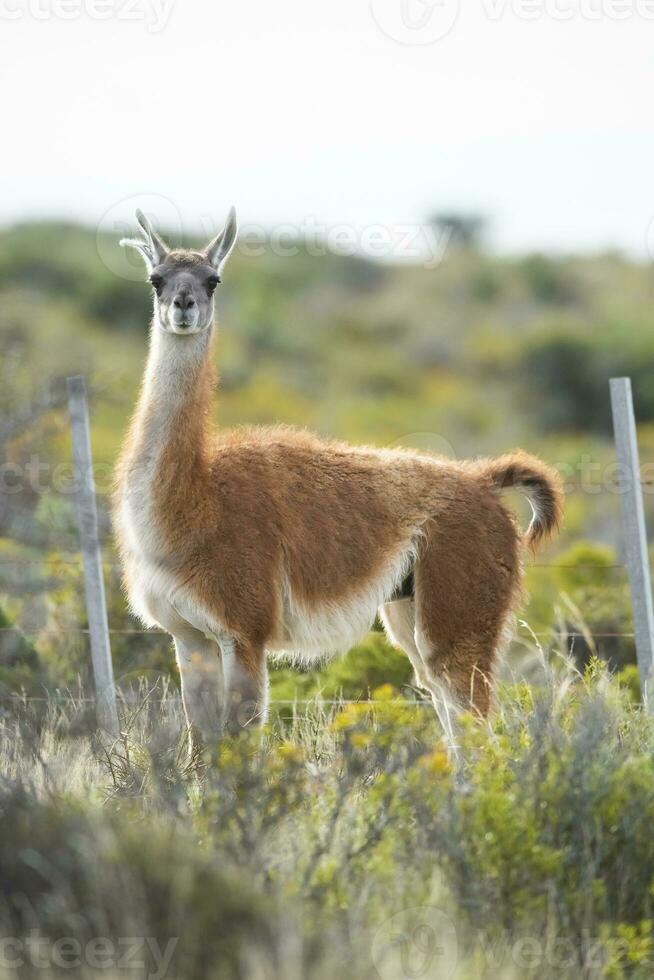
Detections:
380,598,465,751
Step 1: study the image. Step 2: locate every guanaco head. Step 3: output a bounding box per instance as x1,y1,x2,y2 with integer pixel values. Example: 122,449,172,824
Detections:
120,208,238,335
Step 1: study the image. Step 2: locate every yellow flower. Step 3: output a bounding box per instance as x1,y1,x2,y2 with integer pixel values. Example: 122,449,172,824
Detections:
277,742,304,763
331,703,370,731
418,749,451,776
372,683,397,702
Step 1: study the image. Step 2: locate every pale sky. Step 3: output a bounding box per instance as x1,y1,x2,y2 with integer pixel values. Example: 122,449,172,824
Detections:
2,0,654,256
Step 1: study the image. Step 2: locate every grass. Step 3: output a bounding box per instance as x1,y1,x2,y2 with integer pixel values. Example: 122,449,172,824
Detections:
1,654,653,979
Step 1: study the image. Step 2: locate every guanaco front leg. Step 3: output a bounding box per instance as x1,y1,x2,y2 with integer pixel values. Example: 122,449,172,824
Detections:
173,628,226,751
224,640,269,733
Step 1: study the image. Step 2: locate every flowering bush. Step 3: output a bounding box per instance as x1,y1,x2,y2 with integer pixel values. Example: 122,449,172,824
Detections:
1,660,653,978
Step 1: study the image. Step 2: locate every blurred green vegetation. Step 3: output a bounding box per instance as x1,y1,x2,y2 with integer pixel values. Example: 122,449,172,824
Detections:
3,666,654,979
1,221,653,695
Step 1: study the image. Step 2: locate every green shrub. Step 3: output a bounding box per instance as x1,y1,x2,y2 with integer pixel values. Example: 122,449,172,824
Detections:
0,784,276,979
3,665,654,979
269,630,415,710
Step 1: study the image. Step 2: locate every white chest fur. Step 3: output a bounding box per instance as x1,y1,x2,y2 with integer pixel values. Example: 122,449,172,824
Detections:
116,324,226,640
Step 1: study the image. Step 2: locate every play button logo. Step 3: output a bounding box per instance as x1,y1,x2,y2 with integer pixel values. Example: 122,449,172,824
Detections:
370,0,460,44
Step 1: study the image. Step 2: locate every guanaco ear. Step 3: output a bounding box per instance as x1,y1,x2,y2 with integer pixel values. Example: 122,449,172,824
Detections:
120,208,170,271
204,207,238,275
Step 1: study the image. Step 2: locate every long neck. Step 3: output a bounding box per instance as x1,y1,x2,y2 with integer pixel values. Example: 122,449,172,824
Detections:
122,316,216,487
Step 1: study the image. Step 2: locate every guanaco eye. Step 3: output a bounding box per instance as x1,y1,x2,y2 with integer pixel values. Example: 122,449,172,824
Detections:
207,275,220,294
149,274,163,294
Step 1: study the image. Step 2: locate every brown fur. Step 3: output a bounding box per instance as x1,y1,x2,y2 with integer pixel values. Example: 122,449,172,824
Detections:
113,203,565,742
478,450,564,551
115,323,563,727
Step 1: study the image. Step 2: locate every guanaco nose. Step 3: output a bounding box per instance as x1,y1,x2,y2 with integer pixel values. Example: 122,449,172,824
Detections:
173,291,196,312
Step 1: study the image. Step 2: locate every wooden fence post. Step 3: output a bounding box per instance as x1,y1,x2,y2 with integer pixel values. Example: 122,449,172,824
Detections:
610,377,654,709
67,376,119,735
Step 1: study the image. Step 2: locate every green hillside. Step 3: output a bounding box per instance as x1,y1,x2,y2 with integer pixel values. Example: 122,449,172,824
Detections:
0,221,652,695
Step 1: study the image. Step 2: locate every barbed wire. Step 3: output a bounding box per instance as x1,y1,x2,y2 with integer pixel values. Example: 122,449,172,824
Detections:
0,626,636,639
0,627,166,635
0,696,460,706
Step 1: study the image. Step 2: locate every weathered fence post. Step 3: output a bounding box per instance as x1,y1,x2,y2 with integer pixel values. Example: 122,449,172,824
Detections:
610,377,654,709
67,375,118,735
